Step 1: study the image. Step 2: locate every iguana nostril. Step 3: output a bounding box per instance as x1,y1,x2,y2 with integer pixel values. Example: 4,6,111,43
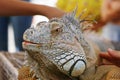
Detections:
23,34,27,40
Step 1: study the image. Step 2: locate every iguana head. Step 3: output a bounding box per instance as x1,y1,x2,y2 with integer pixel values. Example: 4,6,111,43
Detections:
22,9,90,78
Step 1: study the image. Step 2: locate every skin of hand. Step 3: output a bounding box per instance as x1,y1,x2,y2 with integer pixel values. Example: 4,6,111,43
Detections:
100,48,120,67
0,0,65,19
101,0,120,23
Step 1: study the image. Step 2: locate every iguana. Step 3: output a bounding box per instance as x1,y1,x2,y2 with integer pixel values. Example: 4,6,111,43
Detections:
19,9,120,80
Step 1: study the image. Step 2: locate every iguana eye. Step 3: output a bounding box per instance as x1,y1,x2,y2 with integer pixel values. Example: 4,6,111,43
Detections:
55,28,62,32
51,22,63,35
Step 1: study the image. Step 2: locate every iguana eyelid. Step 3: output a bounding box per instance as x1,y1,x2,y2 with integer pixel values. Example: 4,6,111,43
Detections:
51,24,63,32
53,27,62,32
51,27,63,36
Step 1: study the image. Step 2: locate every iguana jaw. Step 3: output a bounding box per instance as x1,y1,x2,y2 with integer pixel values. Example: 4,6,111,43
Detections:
22,41,87,78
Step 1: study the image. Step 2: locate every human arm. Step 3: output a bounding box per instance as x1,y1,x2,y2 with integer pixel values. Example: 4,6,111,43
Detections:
0,0,65,19
100,48,120,67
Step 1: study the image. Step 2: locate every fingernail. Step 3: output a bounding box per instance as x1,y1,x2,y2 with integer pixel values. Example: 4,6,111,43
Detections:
108,48,113,52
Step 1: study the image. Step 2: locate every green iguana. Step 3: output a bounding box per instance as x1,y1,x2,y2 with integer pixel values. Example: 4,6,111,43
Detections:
18,9,120,80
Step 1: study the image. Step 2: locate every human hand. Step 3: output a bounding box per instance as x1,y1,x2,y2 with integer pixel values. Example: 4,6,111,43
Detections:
0,0,65,19
100,48,120,67
46,7,65,19
38,5,65,19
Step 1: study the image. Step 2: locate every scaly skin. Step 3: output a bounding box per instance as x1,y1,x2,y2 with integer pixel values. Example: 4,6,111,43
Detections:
20,9,120,80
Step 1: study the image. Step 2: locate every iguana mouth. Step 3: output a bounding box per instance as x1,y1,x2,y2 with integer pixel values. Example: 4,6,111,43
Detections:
23,41,39,46
23,40,40,44
22,41,42,49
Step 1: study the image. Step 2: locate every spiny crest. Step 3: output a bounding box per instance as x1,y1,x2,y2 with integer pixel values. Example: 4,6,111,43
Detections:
59,8,91,52
61,7,95,32
60,7,90,32
48,7,93,33
61,7,80,29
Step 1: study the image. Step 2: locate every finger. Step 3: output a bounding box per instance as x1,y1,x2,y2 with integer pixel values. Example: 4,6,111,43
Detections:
99,52,114,62
99,52,113,65
108,48,120,60
101,59,113,65
99,52,110,58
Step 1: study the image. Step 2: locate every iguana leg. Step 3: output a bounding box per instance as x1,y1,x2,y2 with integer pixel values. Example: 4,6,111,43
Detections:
18,66,37,80
106,68,120,80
